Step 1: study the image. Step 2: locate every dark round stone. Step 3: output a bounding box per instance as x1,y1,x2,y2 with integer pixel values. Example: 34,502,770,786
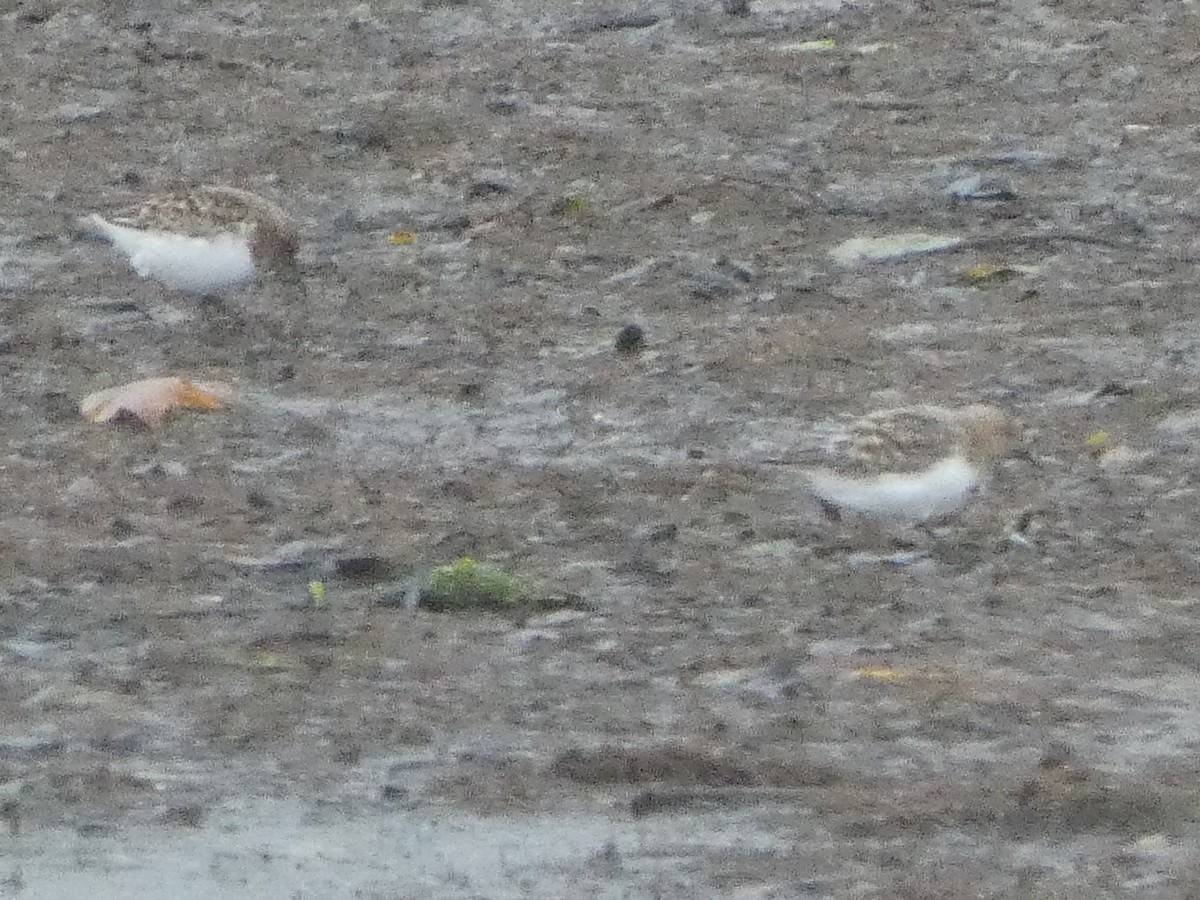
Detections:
615,323,646,354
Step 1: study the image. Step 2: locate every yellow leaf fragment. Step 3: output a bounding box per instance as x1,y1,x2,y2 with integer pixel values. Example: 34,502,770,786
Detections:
854,665,915,683
81,377,230,427
960,262,1021,286
780,38,837,52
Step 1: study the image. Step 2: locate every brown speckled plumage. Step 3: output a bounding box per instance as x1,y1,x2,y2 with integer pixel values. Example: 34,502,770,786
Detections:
103,185,299,274
81,184,301,293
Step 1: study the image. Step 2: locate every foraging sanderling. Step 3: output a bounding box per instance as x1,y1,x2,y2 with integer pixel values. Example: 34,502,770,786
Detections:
799,405,1020,525
80,184,300,296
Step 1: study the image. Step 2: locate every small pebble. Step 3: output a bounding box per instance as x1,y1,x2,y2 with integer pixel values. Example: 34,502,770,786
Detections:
615,323,646,354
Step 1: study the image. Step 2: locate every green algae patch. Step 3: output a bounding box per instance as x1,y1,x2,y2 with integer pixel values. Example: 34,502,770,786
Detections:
421,557,527,612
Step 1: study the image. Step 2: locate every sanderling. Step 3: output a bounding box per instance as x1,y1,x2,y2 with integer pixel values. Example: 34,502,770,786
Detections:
799,405,1020,525
79,185,300,296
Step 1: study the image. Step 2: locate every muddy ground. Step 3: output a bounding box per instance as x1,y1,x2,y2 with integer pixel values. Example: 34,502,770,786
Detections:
3,0,1200,896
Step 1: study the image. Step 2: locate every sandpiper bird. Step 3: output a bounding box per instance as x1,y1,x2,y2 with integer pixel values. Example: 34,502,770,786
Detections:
79,185,300,297
799,404,1020,524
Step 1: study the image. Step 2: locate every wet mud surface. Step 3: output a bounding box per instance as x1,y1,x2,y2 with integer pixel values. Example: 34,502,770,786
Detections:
4,0,1200,896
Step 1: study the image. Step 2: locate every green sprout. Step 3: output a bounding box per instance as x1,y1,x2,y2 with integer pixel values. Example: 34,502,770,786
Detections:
552,194,591,217
307,580,327,608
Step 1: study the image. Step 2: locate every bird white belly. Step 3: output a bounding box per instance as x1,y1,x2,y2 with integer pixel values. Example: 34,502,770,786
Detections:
807,456,980,523
92,219,256,295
